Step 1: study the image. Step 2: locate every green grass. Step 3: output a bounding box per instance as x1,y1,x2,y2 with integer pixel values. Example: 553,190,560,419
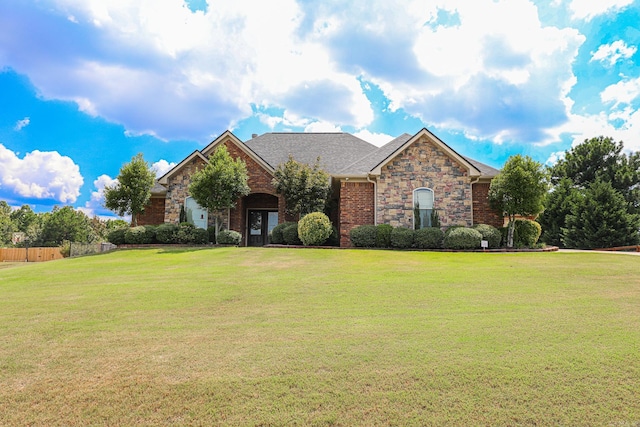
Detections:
1,247,639,426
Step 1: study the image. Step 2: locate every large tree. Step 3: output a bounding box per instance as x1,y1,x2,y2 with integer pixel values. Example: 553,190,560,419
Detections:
488,154,548,248
272,156,331,217
562,180,640,249
539,136,640,248
39,206,93,246
188,145,250,238
104,153,156,226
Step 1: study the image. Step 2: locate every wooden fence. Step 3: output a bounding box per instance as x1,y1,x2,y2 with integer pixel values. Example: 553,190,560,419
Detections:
0,247,64,262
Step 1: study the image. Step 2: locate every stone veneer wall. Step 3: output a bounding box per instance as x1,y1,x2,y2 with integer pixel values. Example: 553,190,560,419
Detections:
136,197,166,226
472,182,503,228
339,181,375,247
164,156,207,224
377,135,472,228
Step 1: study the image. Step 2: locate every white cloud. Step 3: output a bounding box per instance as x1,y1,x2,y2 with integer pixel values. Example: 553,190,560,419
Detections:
82,174,117,217
569,0,635,21
14,117,30,131
600,77,640,107
303,121,341,133
0,144,83,203
546,151,566,166
152,160,177,177
354,130,394,147
591,40,637,66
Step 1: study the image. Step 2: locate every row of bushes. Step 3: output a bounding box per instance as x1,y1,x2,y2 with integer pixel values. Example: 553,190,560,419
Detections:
107,223,242,246
350,219,541,250
270,213,339,246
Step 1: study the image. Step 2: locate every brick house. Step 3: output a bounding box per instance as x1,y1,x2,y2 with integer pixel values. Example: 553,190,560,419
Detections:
138,128,503,247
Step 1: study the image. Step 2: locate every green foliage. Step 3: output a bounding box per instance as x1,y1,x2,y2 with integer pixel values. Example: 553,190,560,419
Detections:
444,227,482,250
192,228,209,244
10,205,37,233
0,201,14,245
216,230,242,245
282,223,302,245
297,212,333,246
323,226,340,246
390,227,415,249
349,225,377,248
125,226,155,244
444,225,464,238
513,219,542,248
272,156,331,217
189,145,250,239
40,206,93,246
107,228,127,245
414,227,444,249
489,154,547,247
376,224,393,248
562,180,640,249
270,222,296,244
179,205,187,224
174,223,196,244
156,223,179,244
430,209,441,228
104,153,155,226
473,224,502,249
542,137,640,248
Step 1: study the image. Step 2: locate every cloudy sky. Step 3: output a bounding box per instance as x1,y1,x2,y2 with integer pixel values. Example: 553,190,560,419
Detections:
1,0,639,217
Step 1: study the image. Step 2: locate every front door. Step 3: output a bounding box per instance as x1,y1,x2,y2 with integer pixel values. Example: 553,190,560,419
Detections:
247,210,278,246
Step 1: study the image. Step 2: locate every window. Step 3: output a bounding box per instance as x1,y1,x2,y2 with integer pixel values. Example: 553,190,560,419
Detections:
413,188,434,229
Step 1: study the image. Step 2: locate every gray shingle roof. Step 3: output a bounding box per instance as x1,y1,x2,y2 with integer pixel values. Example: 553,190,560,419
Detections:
462,156,500,177
243,132,377,175
339,133,413,175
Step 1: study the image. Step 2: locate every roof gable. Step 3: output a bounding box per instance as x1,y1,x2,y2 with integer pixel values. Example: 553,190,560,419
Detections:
157,150,208,185
369,128,483,177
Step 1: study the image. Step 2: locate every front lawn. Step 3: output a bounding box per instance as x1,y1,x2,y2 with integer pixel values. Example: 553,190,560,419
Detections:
0,248,638,425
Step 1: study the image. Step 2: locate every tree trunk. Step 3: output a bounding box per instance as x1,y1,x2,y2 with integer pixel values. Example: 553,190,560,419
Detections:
507,217,515,248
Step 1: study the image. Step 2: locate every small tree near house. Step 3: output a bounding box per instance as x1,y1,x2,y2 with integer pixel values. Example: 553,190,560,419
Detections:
188,145,250,240
104,153,156,226
488,154,547,248
272,156,331,217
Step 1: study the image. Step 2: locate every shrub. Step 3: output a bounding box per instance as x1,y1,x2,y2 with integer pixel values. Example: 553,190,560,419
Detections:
270,222,296,244
156,223,179,244
323,225,340,246
192,228,209,244
175,223,196,244
414,227,444,249
217,230,242,245
350,225,377,248
514,219,542,248
282,223,302,245
107,228,127,245
473,224,502,249
376,224,393,248
444,225,464,238
444,227,482,250
125,226,155,244
298,212,333,246
207,226,217,243
390,227,415,249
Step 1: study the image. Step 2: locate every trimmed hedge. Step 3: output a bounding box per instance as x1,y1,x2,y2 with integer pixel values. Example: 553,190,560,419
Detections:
323,226,339,246
473,224,502,249
125,226,156,244
217,230,242,245
156,223,179,244
514,219,542,248
414,227,444,249
192,228,209,244
444,227,482,250
270,222,296,244
376,224,393,248
298,212,333,246
282,223,302,245
390,227,414,249
350,225,377,248
107,228,127,245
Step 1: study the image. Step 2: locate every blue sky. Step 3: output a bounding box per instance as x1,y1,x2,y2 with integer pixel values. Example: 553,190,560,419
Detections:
1,0,639,218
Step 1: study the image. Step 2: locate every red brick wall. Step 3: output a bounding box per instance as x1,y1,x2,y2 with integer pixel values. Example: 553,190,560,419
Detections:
136,197,166,226
339,181,375,247
472,182,503,228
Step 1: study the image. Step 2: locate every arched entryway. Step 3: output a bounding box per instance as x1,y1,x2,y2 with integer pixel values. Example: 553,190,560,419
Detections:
244,193,279,246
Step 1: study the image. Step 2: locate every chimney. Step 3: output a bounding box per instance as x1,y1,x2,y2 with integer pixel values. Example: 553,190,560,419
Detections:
251,133,258,139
